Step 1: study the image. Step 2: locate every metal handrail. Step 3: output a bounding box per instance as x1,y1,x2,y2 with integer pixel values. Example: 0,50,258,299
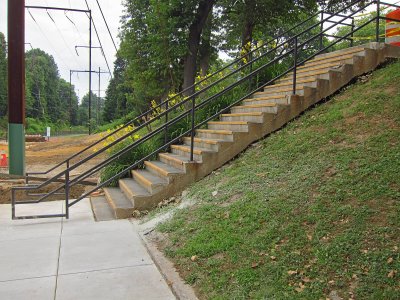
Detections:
24,10,324,179
14,0,398,219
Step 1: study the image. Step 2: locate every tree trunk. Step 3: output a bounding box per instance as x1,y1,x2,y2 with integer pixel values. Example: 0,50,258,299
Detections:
199,14,213,78
182,0,215,99
241,0,256,61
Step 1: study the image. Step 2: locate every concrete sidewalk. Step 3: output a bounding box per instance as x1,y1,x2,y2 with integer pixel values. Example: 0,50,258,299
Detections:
0,199,175,300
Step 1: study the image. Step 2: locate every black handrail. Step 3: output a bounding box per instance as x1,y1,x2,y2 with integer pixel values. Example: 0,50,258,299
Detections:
25,9,323,179
14,0,399,219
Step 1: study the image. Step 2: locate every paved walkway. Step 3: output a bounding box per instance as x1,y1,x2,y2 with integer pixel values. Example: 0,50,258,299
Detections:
0,199,175,300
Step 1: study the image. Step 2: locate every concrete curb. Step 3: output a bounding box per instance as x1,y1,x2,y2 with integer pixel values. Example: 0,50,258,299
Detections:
138,231,199,300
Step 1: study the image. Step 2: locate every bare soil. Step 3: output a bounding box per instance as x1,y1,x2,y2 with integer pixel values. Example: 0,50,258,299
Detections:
0,134,105,204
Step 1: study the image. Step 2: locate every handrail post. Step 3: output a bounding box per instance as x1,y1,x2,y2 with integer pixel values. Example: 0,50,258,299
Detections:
65,160,70,219
351,18,355,47
11,188,16,220
320,11,324,50
293,37,298,95
164,100,169,146
190,96,195,162
249,45,253,92
376,0,380,42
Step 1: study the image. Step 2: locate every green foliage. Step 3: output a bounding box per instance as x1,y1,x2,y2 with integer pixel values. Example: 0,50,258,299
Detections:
333,9,388,50
77,91,104,129
157,60,400,299
102,56,133,122
100,127,163,185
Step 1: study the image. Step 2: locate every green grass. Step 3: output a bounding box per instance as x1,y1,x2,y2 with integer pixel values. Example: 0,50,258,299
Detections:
157,59,400,299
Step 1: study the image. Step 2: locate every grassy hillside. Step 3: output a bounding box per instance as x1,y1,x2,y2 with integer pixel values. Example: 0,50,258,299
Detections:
157,59,400,299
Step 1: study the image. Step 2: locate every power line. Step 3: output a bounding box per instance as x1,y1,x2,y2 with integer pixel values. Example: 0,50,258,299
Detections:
45,10,81,67
95,0,118,52
84,0,113,77
27,9,71,72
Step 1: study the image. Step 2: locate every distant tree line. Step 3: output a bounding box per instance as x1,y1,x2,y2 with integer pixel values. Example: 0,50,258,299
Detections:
0,32,104,130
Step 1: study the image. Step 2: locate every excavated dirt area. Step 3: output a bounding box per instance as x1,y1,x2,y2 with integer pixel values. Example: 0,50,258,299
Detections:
0,134,105,204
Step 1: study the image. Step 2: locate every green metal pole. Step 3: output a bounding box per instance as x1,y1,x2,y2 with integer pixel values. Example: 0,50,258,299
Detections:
8,0,26,176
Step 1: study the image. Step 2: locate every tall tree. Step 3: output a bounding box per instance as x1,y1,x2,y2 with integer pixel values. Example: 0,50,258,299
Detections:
182,0,216,97
25,49,60,122
103,56,133,122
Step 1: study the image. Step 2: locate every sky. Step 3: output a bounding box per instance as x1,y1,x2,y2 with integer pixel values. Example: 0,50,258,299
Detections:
0,0,124,101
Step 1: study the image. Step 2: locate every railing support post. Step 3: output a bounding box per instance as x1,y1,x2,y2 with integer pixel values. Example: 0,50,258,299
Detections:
190,97,195,162
11,188,16,220
320,11,324,50
351,18,355,47
65,160,70,219
293,37,298,95
164,100,169,147
376,0,380,42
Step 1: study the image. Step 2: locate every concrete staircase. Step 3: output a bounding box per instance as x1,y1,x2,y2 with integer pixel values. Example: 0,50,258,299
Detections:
91,42,400,220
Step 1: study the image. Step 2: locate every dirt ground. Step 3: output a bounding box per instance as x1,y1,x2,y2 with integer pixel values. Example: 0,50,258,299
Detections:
0,134,105,204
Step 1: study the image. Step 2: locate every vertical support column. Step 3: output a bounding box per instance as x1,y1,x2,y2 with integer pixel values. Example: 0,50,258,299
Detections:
376,0,380,42
69,70,72,125
320,11,324,50
8,0,26,176
164,100,169,146
88,10,92,135
293,37,298,95
65,160,70,219
351,18,355,47
190,96,195,162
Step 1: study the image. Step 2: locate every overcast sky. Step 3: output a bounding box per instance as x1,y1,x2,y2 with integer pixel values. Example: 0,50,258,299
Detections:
0,0,124,101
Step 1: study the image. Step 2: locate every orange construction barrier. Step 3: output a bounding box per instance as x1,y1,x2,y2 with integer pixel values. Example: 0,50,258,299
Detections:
0,153,8,168
386,9,400,47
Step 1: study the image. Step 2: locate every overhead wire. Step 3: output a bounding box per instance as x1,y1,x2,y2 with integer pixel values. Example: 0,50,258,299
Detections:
45,9,81,67
27,8,71,72
83,0,113,77
95,0,118,52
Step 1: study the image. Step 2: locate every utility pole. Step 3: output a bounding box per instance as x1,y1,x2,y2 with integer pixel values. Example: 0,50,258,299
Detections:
8,0,25,175
88,10,92,135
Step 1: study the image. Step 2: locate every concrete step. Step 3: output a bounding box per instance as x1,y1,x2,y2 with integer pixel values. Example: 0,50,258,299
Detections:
183,136,226,151
231,103,279,114
263,78,315,92
159,152,194,171
144,160,184,180
196,129,235,141
208,121,249,132
103,187,134,219
119,178,151,203
277,68,334,84
220,112,265,123
170,144,213,161
299,50,364,70
310,46,366,64
90,195,116,221
242,96,289,106
295,59,356,76
253,87,305,98
131,169,168,194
